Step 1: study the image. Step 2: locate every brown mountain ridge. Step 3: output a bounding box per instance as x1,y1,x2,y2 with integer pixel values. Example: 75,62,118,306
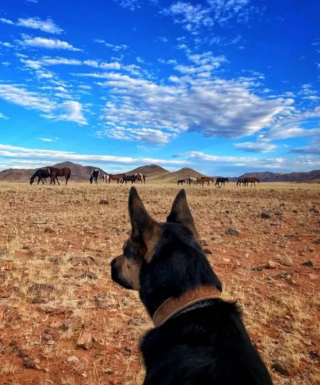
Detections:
0,162,320,182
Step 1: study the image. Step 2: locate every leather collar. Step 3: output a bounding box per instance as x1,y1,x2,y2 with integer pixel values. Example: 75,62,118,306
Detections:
153,286,221,327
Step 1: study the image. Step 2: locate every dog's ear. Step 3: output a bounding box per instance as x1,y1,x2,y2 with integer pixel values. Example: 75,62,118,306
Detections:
128,187,160,260
167,189,198,239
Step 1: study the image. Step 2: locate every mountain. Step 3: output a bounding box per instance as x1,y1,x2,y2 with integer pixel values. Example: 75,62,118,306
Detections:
0,161,108,182
126,164,169,181
1,162,320,183
0,168,34,181
238,170,320,182
154,167,205,183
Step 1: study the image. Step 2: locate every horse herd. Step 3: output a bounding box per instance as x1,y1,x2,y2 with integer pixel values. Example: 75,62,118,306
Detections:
29,167,260,187
178,176,260,186
90,169,148,184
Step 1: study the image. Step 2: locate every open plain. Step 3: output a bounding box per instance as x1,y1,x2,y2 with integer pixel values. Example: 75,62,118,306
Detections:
0,182,319,385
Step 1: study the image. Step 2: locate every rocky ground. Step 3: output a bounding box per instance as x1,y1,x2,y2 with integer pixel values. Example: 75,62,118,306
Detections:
0,182,319,385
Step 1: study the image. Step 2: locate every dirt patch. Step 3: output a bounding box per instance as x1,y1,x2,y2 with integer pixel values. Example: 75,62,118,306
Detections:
0,182,319,385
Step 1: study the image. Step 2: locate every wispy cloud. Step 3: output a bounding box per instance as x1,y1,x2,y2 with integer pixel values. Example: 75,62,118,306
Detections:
17,17,63,34
113,0,141,11
19,35,82,51
0,84,87,125
0,112,9,119
0,144,187,166
0,18,14,25
39,137,59,142
234,142,277,153
1,17,62,34
94,39,128,51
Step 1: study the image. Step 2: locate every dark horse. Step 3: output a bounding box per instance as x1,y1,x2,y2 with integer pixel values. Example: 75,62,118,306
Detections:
122,175,137,184
47,167,71,185
90,169,100,184
237,178,246,186
30,169,52,185
244,177,260,186
215,177,229,187
177,179,186,185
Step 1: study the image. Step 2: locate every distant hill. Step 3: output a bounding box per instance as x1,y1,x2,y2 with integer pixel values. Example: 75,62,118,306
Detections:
238,170,320,183
0,168,33,181
155,167,205,183
52,161,107,180
126,164,169,181
0,161,108,182
1,162,320,183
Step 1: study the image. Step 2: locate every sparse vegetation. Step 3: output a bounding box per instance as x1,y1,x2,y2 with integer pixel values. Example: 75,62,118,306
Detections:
0,182,319,384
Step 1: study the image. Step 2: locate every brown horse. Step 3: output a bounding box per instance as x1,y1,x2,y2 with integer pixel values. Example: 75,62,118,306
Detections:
47,167,71,185
199,177,214,186
177,179,186,185
109,173,126,184
244,177,260,186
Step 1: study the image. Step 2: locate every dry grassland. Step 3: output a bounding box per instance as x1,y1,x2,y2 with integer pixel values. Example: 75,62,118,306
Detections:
0,182,319,385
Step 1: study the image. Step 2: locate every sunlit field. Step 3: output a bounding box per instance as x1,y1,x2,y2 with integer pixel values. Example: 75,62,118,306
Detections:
0,182,319,385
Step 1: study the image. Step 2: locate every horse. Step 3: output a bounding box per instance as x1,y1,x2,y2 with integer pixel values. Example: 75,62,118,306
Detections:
135,173,144,184
47,167,71,185
122,175,137,184
237,178,246,186
177,179,186,185
143,174,148,184
244,177,260,186
199,177,214,186
187,177,198,185
90,169,100,184
215,177,229,187
109,173,126,184
101,175,110,183
30,169,52,185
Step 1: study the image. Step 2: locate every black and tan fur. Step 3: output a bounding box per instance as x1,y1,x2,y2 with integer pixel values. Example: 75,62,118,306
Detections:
111,187,273,385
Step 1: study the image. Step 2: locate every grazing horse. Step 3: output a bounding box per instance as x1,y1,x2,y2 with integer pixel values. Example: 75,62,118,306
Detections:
122,175,137,184
237,178,246,186
199,176,214,186
143,174,148,184
47,167,71,185
135,173,144,184
109,173,126,184
30,169,52,185
187,177,198,185
90,169,100,184
215,177,229,187
101,175,110,183
177,179,186,185
244,177,260,186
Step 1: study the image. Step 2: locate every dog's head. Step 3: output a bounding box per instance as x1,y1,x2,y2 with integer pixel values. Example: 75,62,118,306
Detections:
111,187,221,316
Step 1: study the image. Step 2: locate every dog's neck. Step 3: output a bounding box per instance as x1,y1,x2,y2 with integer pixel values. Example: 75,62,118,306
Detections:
152,286,221,327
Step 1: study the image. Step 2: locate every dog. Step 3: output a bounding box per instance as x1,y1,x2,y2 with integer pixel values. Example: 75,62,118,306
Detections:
111,187,273,385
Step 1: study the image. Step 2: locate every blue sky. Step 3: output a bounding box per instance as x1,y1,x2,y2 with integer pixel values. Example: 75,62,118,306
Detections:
0,0,319,175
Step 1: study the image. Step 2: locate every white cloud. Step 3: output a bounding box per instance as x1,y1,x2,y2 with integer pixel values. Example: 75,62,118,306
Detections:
39,137,58,142
54,101,87,125
162,2,213,34
162,0,258,34
234,142,277,153
0,144,187,167
94,39,128,51
93,72,289,143
17,17,63,34
0,18,14,25
113,0,141,11
20,35,81,51
0,41,14,48
0,84,87,125
0,112,9,119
